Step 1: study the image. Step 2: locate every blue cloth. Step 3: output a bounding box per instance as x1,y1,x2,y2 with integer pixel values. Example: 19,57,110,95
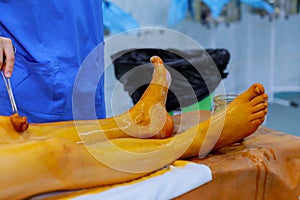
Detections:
0,0,105,122
202,0,231,19
168,0,190,27
240,0,274,14
102,1,139,34
203,0,274,19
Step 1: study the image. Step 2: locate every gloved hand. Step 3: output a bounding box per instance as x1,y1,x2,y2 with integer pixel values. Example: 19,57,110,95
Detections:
0,37,15,78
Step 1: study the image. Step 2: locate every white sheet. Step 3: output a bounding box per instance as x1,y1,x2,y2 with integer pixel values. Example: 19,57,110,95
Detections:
72,162,212,200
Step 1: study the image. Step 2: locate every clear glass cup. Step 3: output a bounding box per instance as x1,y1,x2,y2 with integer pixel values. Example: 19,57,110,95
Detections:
213,94,238,113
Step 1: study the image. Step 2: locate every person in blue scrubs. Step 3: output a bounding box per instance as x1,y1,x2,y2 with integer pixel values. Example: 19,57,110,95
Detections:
0,0,106,123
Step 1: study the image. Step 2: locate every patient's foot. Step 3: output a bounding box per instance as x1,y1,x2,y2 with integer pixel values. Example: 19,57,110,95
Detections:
213,83,268,150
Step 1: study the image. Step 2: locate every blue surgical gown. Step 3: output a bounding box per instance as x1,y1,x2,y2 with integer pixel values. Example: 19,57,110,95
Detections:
0,0,106,122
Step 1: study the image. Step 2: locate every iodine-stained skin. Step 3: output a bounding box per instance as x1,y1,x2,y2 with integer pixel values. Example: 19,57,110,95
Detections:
0,56,268,200
0,56,174,143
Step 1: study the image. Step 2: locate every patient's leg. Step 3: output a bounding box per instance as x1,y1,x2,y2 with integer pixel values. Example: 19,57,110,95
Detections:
0,83,268,199
0,56,173,143
0,138,150,199
108,83,268,159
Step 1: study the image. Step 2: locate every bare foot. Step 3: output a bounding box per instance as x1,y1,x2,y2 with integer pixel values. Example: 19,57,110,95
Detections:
212,83,268,150
180,83,268,158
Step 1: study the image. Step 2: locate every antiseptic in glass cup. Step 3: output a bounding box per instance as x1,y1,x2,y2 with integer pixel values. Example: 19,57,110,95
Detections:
213,94,238,113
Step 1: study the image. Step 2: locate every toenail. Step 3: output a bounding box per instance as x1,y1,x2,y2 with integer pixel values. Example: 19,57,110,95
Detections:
262,94,268,99
255,87,261,94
